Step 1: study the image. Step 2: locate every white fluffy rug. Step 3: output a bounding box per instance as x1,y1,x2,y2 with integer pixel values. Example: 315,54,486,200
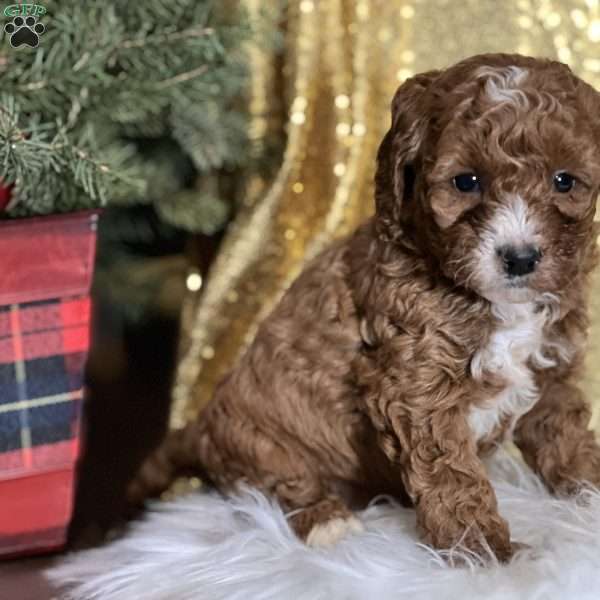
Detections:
49,450,600,600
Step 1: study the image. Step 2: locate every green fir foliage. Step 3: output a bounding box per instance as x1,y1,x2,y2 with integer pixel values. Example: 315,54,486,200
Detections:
0,0,253,231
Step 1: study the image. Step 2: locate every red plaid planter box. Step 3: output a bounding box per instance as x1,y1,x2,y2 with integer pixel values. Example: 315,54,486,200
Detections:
0,211,98,558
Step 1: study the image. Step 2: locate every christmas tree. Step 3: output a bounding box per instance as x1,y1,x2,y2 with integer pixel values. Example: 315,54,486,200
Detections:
0,0,255,234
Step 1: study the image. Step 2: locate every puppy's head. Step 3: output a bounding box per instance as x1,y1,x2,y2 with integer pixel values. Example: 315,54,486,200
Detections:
376,53,600,304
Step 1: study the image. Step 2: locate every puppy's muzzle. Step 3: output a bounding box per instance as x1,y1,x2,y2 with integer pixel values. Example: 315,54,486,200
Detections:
497,244,542,277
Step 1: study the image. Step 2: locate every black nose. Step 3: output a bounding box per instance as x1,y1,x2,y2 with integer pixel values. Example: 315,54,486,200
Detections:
497,245,542,277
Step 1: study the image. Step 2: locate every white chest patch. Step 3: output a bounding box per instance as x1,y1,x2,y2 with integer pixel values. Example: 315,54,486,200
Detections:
468,301,561,442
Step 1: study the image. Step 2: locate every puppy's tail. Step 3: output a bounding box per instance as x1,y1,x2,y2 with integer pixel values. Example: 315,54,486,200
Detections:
126,421,209,506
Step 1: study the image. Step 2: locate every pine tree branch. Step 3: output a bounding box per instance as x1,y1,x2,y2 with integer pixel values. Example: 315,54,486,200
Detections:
18,80,49,92
0,104,26,141
155,65,209,89
16,26,218,93
118,25,215,50
0,0,264,220
0,105,139,195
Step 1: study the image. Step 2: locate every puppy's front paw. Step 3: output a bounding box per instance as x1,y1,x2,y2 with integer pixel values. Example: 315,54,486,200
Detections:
488,534,515,563
458,524,514,563
421,507,514,564
306,515,364,548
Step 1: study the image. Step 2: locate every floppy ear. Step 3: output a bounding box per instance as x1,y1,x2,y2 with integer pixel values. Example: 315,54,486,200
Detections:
574,79,600,224
375,70,440,242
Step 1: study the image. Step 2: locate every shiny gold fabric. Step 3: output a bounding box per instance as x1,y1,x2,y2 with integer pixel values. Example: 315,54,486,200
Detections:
171,0,600,430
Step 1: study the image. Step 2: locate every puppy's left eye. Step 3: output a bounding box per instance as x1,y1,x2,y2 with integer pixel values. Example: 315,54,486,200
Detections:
553,172,576,193
453,173,481,193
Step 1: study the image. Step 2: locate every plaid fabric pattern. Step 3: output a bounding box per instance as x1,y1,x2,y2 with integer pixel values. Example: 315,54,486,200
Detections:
0,298,89,475
0,211,97,558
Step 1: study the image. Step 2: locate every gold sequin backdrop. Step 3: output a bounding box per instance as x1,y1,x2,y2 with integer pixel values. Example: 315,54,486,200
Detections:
171,0,600,430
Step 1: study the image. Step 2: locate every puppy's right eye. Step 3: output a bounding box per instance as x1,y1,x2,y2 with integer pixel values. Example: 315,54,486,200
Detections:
553,171,576,193
453,173,481,193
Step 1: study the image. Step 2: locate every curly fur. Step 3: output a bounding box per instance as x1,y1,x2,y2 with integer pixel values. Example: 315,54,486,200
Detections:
128,53,600,562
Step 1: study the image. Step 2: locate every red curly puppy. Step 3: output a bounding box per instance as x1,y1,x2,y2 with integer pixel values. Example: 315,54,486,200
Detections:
129,53,600,561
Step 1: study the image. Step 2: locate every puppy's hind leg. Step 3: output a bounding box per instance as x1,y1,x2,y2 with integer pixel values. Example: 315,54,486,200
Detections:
286,494,364,548
127,422,207,505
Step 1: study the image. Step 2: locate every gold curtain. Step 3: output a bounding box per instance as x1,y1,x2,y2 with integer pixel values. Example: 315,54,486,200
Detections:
171,0,600,430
